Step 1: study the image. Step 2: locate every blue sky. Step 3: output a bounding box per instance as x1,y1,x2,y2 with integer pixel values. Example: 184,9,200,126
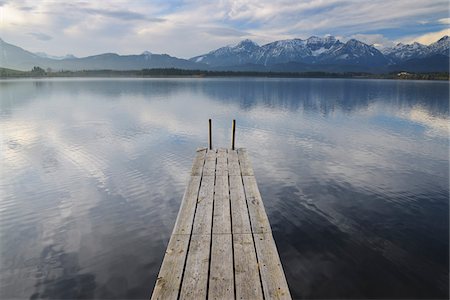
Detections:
0,0,448,58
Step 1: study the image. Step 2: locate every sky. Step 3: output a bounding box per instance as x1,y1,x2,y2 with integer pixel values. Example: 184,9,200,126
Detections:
0,0,449,58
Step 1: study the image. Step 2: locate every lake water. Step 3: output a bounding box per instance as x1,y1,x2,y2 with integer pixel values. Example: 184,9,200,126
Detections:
0,78,448,299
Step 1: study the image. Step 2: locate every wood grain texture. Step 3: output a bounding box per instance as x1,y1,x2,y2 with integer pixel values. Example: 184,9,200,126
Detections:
229,175,251,234
151,234,190,300
172,176,201,235
213,175,231,234
179,234,211,299
203,149,216,176
242,175,272,234
254,233,292,300
208,233,234,300
237,148,254,176
228,150,241,176
191,149,206,176
216,148,228,176
192,175,215,235
234,233,264,300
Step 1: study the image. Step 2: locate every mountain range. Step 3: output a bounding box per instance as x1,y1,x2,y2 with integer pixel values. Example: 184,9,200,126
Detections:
1,35,448,73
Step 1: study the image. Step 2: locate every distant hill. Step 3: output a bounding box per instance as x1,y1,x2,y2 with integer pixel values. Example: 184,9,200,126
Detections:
0,38,205,71
1,35,448,73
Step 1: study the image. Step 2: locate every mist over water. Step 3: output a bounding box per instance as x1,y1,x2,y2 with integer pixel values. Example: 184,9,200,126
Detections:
0,78,448,299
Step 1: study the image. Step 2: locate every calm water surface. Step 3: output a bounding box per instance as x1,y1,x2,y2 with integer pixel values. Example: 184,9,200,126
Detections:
0,78,448,299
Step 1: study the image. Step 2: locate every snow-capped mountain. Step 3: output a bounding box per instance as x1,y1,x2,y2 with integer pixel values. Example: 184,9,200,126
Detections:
382,35,449,63
253,36,343,65
320,39,388,65
190,36,388,67
191,39,259,66
254,38,311,65
382,42,429,62
428,35,449,56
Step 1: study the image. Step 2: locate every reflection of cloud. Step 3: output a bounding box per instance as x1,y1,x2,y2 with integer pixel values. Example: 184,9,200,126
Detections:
1,78,448,298
403,106,449,137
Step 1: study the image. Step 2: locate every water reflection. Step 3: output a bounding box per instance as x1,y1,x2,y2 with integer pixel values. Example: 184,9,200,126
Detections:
0,78,448,299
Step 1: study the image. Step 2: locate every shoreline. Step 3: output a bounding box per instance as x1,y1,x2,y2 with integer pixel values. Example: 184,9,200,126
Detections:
1,67,449,81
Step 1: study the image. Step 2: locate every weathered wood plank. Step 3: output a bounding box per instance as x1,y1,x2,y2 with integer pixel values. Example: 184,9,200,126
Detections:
203,149,216,176
234,233,264,300
254,233,292,300
153,147,292,300
242,175,272,234
228,149,241,176
237,148,254,176
151,235,190,300
229,175,251,234
191,148,206,176
213,175,231,234
172,176,201,235
216,148,228,176
179,234,211,299
208,233,234,300
192,175,215,235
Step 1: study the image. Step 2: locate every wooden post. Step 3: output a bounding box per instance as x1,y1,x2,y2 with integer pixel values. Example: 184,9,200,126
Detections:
231,119,236,150
209,119,212,150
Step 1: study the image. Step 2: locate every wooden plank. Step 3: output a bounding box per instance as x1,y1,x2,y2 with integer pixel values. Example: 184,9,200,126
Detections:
234,234,264,300
242,175,272,234
151,235,190,300
172,176,201,235
254,233,292,300
203,149,217,176
192,175,215,234
229,175,251,234
179,234,211,299
228,150,241,176
153,148,292,300
213,175,231,234
216,148,228,176
237,148,254,176
191,148,206,176
208,234,234,300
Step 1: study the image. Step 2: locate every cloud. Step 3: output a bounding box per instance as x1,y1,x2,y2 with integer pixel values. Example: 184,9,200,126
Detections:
79,7,165,22
1,0,449,57
349,34,395,48
438,18,450,25
204,26,250,38
400,28,450,45
28,32,52,41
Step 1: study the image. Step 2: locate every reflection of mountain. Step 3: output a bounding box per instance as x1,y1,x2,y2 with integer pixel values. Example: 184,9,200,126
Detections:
2,79,448,119
191,79,449,117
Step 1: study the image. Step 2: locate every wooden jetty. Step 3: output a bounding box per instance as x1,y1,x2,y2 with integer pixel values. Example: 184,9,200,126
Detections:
151,147,291,300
